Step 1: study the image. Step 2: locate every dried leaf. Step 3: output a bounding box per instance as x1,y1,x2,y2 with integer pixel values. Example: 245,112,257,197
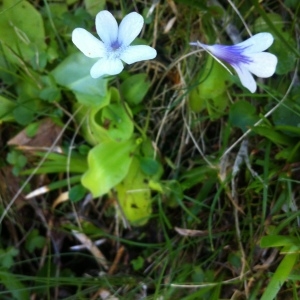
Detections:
8,118,62,147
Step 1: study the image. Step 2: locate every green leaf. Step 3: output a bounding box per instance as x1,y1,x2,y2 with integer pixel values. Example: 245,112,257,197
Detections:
120,74,151,105
0,95,16,123
180,164,218,191
0,0,46,65
261,251,298,300
69,184,87,203
13,101,36,125
25,122,39,137
75,91,133,145
84,0,105,17
39,86,61,102
82,139,138,197
100,102,134,142
284,0,298,8
74,95,111,146
14,77,43,125
252,126,294,146
272,99,300,136
116,157,152,226
139,157,161,176
25,229,46,253
131,256,144,271
0,271,29,300
52,52,108,106
0,247,19,269
260,235,300,248
7,150,27,175
0,51,17,84
163,180,184,208
275,125,300,136
22,151,88,174
189,55,231,119
229,100,259,132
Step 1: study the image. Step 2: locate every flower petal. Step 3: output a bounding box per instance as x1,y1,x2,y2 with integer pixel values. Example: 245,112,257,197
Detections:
96,10,118,46
238,33,274,54
90,58,124,78
118,12,144,47
246,52,278,77
120,45,157,64
201,44,253,67
72,28,106,58
233,65,257,93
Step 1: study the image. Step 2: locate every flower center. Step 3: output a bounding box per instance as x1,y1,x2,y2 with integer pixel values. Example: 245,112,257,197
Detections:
105,40,126,60
111,40,121,50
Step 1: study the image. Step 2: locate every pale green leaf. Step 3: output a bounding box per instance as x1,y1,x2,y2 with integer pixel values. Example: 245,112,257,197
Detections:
52,52,108,106
82,139,137,197
0,0,46,65
116,157,152,226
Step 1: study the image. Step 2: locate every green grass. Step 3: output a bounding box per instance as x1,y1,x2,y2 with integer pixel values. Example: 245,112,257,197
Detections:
0,0,300,299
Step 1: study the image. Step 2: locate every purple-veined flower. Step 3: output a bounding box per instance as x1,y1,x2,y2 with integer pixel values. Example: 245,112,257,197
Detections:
72,10,157,78
190,33,278,93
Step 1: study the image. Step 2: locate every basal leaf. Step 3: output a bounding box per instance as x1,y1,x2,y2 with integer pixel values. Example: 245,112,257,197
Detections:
116,157,152,226
74,101,110,146
75,91,133,145
69,184,88,203
189,55,231,119
229,100,259,132
100,102,134,142
52,52,108,106
0,0,46,66
81,139,138,197
120,73,151,105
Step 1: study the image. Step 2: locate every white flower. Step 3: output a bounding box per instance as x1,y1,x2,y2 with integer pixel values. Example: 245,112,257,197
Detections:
190,33,278,93
72,10,157,78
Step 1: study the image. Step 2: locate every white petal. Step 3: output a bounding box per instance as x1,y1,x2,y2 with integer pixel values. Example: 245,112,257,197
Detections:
120,45,157,64
96,10,118,46
238,33,274,54
233,65,257,93
90,58,124,78
72,28,106,58
246,52,278,77
118,12,144,46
